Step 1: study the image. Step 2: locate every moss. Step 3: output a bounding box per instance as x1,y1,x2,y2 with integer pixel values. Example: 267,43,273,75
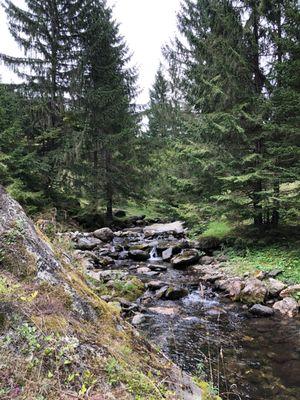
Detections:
193,379,222,400
0,236,37,278
31,315,68,334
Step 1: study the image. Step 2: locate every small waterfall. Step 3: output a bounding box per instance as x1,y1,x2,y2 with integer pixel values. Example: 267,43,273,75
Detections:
149,245,161,261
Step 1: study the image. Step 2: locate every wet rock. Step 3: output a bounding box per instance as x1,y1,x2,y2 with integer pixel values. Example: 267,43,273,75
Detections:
215,277,244,300
129,243,150,252
132,313,146,325
200,256,214,265
93,227,114,242
147,280,166,290
162,247,173,261
265,278,286,297
148,264,167,272
171,249,200,269
75,237,102,250
136,267,151,274
144,221,185,238
249,304,274,317
240,278,267,305
148,306,179,316
164,286,188,300
128,250,149,261
279,284,300,299
273,297,299,317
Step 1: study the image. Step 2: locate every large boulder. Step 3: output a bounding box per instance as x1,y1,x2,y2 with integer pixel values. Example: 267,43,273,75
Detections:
75,237,102,251
0,185,60,281
279,284,300,299
171,249,200,269
144,221,185,238
273,297,299,317
93,227,114,242
265,278,286,297
240,278,267,305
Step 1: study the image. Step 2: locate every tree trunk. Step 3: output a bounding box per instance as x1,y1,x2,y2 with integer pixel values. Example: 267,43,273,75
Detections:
105,150,113,221
271,2,282,228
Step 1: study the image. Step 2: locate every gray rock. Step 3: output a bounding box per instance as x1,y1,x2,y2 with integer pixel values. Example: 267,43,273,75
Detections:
144,221,185,238
172,249,200,269
249,304,274,317
148,306,179,316
147,280,166,290
265,278,286,297
93,227,114,242
240,278,267,305
148,264,167,272
162,247,173,261
132,313,146,325
128,250,149,261
136,266,151,274
273,297,299,317
75,237,102,251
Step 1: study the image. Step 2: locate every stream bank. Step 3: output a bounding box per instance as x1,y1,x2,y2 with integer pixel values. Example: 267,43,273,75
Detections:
66,220,300,400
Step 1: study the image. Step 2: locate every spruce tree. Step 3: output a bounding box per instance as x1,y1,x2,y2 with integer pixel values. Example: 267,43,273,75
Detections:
71,0,138,220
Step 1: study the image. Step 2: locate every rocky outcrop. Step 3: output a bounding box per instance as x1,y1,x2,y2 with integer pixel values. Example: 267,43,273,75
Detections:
0,185,60,282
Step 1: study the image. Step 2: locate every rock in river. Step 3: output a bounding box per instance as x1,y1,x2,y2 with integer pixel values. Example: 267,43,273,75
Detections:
249,304,274,317
171,249,200,269
273,297,299,317
240,278,267,305
93,227,114,242
128,250,149,261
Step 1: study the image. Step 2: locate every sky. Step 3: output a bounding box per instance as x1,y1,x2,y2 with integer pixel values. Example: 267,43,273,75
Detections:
0,0,181,105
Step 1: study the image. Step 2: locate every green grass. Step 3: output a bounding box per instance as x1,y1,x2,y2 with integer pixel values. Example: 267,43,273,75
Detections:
201,220,233,239
226,244,300,284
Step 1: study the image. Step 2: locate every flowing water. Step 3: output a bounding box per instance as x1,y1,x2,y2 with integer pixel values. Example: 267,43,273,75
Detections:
111,233,300,399
138,266,300,399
